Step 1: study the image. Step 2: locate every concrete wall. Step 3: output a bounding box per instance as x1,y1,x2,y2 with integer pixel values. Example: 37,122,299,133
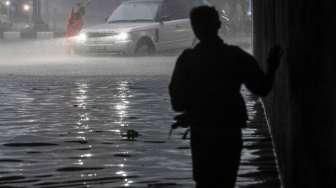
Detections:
253,0,336,187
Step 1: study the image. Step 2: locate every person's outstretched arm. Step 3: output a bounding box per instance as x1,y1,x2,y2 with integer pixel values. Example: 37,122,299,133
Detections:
240,46,283,97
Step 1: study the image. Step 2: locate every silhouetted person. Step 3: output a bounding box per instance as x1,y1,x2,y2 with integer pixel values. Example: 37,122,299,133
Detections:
169,6,283,188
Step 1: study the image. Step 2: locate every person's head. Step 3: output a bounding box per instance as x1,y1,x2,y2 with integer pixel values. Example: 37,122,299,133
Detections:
190,6,221,41
74,12,82,20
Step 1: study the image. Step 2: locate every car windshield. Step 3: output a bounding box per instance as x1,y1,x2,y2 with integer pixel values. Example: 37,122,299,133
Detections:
107,2,160,23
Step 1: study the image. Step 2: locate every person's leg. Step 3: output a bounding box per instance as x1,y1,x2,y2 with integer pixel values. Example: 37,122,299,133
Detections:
191,127,242,188
65,38,72,55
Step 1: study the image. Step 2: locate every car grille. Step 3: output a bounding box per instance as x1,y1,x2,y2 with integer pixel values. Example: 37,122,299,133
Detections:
87,32,116,38
86,40,110,45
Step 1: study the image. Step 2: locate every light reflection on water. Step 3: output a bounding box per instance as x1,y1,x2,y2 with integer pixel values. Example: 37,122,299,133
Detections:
113,81,131,187
0,76,279,187
114,81,130,128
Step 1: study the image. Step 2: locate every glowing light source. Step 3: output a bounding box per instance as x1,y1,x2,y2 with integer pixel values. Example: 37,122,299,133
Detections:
5,1,11,6
23,4,31,12
76,32,87,43
114,32,129,41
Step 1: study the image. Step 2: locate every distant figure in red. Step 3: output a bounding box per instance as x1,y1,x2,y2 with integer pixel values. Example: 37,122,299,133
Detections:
65,1,90,54
66,8,83,38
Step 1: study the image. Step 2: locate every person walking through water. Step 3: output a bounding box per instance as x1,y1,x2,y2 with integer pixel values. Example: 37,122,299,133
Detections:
169,6,283,188
65,0,90,54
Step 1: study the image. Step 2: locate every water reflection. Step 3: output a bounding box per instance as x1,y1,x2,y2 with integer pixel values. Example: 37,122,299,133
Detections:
74,82,92,168
114,81,131,128
75,82,89,109
116,170,128,177
113,81,133,186
75,159,84,166
0,76,279,187
116,169,134,186
75,82,90,130
115,160,131,186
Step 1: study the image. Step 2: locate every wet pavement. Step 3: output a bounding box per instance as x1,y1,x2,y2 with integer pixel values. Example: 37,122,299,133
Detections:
238,88,281,187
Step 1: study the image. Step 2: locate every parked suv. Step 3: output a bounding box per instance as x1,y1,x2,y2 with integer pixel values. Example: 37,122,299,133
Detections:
74,0,195,55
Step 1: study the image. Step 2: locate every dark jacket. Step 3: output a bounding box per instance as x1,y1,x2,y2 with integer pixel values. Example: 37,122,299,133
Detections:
169,37,273,127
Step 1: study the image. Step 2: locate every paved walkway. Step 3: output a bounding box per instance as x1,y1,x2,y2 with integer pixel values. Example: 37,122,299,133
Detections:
237,89,281,187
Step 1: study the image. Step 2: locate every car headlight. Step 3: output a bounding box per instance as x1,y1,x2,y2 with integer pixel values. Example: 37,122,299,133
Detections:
114,32,130,41
76,32,87,43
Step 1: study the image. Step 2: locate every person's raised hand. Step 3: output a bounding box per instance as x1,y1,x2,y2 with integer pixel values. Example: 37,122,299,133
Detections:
267,45,284,73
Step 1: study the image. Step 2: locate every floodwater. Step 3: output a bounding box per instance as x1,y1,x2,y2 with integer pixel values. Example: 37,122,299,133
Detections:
0,39,279,187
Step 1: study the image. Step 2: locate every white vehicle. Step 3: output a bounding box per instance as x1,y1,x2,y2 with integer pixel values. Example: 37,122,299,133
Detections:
74,0,195,55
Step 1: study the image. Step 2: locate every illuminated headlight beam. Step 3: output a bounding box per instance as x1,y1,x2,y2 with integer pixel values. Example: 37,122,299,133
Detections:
76,32,87,43
114,32,130,41
23,4,31,12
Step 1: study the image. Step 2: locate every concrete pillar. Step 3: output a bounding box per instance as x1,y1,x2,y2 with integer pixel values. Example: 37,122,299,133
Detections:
32,0,48,31
254,0,336,187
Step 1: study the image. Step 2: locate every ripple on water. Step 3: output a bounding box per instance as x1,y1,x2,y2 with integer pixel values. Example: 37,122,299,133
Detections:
0,76,279,187
3,142,58,147
26,151,42,154
0,175,26,182
64,140,88,144
176,146,190,150
113,153,132,158
101,142,114,145
148,183,180,187
0,159,23,163
56,167,105,172
143,140,166,144
3,135,59,147
75,147,93,151
35,175,139,187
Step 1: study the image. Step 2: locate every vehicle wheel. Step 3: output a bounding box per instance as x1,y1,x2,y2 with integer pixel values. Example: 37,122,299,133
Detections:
134,39,155,56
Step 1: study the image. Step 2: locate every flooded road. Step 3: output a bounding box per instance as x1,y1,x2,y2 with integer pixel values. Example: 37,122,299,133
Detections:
0,40,279,187
0,39,176,76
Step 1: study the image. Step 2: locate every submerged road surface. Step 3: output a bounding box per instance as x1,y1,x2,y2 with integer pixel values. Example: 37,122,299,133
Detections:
0,40,279,187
